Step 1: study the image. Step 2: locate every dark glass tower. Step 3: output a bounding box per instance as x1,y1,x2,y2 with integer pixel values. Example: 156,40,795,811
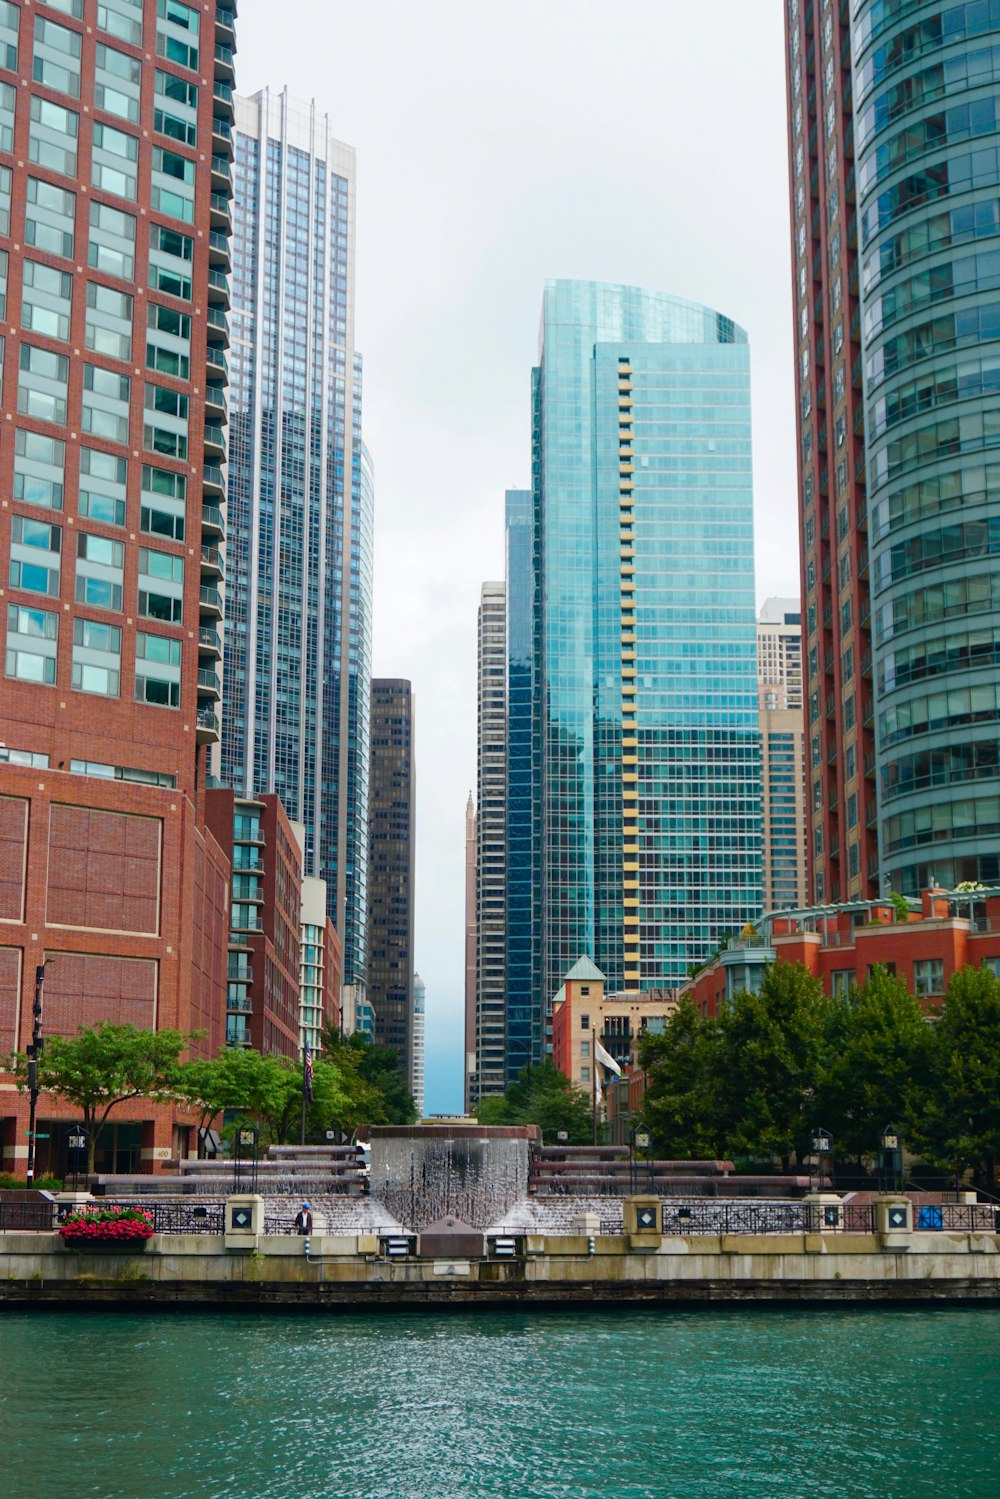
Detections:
504,488,534,1083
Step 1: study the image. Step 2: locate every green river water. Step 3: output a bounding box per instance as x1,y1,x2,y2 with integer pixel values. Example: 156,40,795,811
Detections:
0,1306,998,1499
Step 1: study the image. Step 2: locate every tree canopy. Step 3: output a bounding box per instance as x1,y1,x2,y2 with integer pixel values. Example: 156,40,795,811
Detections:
477,1060,593,1144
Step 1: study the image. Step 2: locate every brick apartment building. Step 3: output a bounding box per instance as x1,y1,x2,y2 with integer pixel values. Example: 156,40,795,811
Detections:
0,0,237,1176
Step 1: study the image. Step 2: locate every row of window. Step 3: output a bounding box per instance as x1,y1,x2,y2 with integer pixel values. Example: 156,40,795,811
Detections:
884,793,1000,855
862,199,1000,297
873,515,1000,593
6,600,182,703
9,515,186,621
879,623,1000,692
16,345,189,456
14,436,186,540
869,353,1000,441
10,264,191,377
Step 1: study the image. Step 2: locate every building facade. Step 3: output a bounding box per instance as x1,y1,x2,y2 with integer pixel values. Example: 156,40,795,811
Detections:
474,581,507,1101
532,280,761,1041
366,679,415,1081
504,487,535,1085
300,874,341,1055
0,0,237,1175
852,3,1000,894
785,0,878,904
412,971,426,1117
758,598,808,910
205,789,303,1058
550,956,677,1093
224,87,372,990
463,791,477,1109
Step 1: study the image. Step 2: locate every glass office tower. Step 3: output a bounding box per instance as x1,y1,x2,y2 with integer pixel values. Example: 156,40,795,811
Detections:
226,87,372,988
533,281,761,1028
853,3,1000,893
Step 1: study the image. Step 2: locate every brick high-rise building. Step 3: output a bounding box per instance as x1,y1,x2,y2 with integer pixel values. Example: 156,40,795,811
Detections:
0,0,236,1177
785,0,878,903
366,679,415,1084
758,598,808,911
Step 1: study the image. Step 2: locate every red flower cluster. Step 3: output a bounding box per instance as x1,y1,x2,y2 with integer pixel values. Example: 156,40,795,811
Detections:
58,1207,155,1245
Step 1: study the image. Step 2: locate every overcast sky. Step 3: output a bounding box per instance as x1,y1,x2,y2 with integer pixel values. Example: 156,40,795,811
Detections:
236,1,797,1113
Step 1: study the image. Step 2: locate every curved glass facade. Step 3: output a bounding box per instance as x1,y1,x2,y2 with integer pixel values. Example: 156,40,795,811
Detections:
533,280,761,1024
853,2,1000,892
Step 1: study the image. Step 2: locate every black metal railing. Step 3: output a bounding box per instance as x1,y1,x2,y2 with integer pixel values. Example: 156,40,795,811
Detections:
0,1202,55,1232
99,1202,225,1235
915,1203,998,1232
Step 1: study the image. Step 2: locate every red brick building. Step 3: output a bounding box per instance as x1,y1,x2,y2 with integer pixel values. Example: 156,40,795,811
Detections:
205,790,302,1059
682,888,1000,1019
0,0,237,1175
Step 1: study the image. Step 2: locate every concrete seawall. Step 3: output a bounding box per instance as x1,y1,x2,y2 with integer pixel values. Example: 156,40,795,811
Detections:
4,1229,1000,1307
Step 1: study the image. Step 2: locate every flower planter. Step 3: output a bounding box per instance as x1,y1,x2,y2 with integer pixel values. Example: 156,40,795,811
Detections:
61,1234,151,1252
58,1206,155,1251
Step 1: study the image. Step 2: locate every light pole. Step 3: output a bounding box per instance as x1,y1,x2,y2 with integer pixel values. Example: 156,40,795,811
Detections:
25,959,54,1188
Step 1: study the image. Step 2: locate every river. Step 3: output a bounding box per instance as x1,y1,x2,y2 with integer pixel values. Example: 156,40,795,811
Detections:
1,1306,997,1498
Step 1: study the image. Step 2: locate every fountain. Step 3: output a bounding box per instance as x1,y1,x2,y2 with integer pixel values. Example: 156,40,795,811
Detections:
369,1125,538,1230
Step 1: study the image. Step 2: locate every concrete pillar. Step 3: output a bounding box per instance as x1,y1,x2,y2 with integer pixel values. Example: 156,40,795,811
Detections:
874,1195,912,1249
224,1193,264,1251
803,1193,846,1231
624,1194,660,1251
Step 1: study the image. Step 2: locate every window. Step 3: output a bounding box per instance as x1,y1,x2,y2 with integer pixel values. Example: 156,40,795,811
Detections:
151,145,195,221
85,282,133,361
0,1,18,72
94,42,140,122
0,79,14,153
156,0,199,71
75,530,124,611
17,343,69,424
10,515,61,597
138,546,183,622
82,364,130,443
89,200,136,280
79,448,127,526
149,224,193,300
92,120,138,199
154,69,197,146
140,463,186,541
29,96,78,177
14,429,65,511
146,301,190,379
6,603,58,684
580,1013,590,1031
72,617,120,697
135,630,181,706
830,970,853,1001
33,16,82,98
25,177,74,258
21,260,72,342
143,383,188,458
914,958,944,997
98,0,142,47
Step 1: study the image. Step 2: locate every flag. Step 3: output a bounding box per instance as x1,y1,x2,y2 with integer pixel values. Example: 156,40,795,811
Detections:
595,1039,622,1077
303,1043,314,1104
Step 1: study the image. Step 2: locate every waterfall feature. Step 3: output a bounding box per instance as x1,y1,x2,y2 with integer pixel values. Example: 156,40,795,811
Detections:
369,1126,535,1230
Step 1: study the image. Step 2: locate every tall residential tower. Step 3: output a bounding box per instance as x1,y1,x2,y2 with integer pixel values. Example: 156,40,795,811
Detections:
532,280,761,1036
474,580,507,1101
366,678,415,1083
758,599,808,911
225,88,372,989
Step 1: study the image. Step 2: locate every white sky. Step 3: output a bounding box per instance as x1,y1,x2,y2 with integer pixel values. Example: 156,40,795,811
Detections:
236,0,798,1112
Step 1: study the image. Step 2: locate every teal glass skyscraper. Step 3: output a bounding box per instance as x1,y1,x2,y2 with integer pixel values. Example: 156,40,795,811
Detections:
532,281,761,1024
853,4,1000,893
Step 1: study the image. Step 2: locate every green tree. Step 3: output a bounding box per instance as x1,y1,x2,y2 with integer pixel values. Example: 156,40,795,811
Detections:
6,1023,201,1173
921,965,1000,1190
477,1060,592,1144
813,965,932,1165
320,1027,417,1129
638,997,725,1158
718,963,828,1169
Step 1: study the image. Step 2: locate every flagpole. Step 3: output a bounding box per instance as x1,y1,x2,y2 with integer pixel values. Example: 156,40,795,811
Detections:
592,1024,597,1146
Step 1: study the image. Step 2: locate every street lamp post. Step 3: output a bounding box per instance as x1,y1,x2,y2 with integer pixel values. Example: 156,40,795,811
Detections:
25,959,54,1188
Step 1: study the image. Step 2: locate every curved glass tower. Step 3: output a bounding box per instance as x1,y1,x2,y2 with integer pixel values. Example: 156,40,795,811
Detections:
853,4,1000,892
533,280,761,1029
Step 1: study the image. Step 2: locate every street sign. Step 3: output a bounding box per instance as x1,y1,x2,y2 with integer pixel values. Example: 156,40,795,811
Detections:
23,1131,49,1138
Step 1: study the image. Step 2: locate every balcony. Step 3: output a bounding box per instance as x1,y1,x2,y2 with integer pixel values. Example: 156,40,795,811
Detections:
212,115,233,153
199,624,222,657
214,43,235,81
205,346,229,381
201,543,223,578
226,995,253,1014
205,382,227,422
197,667,222,699
231,915,263,934
208,229,231,269
206,306,230,348
202,502,225,538
207,266,231,309
213,79,234,118
203,464,225,499
199,583,223,616
204,422,226,459
211,155,233,195
196,704,220,742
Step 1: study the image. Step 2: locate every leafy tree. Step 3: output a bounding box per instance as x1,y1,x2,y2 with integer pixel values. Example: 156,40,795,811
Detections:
920,965,1000,1190
175,1047,374,1146
638,997,725,1158
320,1026,417,1128
6,1023,200,1173
477,1060,592,1144
718,963,828,1169
813,965,932,1164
